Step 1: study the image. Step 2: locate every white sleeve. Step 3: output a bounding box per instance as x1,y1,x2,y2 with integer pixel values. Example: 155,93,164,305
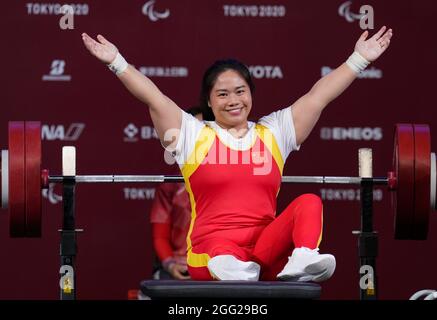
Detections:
258,106,300,161
167,109,205,167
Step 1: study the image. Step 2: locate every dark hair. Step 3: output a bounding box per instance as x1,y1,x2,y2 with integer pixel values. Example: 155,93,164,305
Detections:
185,106,203,117
199,59,255,121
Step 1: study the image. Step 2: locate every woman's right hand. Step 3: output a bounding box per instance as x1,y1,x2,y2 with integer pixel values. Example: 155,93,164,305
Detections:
82,33,118,64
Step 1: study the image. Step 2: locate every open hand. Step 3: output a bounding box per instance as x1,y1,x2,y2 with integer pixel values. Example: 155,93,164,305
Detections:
354,26,393,62
82,33,118,64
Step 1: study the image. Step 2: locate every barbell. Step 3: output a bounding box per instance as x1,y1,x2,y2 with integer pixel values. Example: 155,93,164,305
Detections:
0,121,435,240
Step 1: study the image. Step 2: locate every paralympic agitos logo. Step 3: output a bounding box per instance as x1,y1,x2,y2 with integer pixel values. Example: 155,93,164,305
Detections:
142,0,170,22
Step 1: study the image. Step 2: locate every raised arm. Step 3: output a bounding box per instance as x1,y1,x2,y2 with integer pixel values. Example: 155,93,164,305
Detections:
291,26,393,146
81,33,181,148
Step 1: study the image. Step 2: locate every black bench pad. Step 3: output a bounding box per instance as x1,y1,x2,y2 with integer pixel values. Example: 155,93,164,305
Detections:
140,280,321,299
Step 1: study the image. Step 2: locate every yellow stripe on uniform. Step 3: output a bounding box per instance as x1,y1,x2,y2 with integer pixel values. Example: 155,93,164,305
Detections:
317,208,324,247
255,124,284,198
182,126,216,268
181,126,216,179
255,124,284,174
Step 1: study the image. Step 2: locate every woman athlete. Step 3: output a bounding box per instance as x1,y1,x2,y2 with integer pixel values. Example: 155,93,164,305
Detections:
82,26,392,282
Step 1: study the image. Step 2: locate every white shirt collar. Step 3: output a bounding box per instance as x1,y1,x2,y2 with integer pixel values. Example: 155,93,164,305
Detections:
205,121,257,151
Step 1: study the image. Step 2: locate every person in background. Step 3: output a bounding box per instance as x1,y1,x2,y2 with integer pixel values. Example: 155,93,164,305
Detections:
150,107,203,280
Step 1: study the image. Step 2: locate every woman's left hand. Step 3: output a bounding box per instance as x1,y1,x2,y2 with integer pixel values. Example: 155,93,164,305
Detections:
354,26,393,62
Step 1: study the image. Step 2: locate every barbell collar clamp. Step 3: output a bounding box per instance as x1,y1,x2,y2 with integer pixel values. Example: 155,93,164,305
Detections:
58,229,84,233
352,230,378,235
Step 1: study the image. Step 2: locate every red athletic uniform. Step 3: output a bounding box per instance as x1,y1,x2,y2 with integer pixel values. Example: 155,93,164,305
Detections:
172,107,323,280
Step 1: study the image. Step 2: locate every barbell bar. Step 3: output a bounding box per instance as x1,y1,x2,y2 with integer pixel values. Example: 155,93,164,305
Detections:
46,175,386,184
0,121,434,240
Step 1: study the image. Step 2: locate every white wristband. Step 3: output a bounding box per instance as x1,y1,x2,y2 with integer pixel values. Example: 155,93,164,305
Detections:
346,51,370,74
107,52,128,75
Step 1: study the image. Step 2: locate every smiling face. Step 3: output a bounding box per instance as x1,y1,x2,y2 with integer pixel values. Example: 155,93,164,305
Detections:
208,69,252,131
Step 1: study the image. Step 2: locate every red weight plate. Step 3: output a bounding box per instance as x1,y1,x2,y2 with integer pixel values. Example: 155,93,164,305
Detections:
25,121,42,237
392,124,415,240
412,124,431,240
9,122,26,237
1,150,8,208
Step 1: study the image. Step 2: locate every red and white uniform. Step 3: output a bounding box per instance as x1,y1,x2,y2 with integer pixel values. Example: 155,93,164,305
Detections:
172,106,323,280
